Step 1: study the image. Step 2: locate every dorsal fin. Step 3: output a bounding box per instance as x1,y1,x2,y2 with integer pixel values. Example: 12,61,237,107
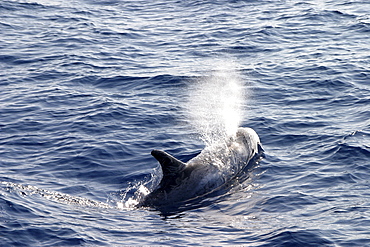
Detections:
151,150,186,177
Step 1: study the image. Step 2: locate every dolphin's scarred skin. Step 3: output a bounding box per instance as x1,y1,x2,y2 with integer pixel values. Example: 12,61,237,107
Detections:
139,127,263,208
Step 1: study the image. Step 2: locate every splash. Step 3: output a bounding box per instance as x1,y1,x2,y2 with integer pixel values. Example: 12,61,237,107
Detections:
187,61,246,146
116,166,162,209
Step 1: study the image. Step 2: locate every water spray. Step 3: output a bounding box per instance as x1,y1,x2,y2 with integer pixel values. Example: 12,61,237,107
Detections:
186,61,245,146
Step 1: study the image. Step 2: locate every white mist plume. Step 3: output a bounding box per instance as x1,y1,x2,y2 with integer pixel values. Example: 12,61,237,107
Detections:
187,61,245,146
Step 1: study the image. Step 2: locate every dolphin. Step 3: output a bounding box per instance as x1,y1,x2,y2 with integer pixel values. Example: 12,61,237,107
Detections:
138,127,263,208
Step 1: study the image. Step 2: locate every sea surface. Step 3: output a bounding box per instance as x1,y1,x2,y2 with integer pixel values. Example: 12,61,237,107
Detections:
1,0,370,246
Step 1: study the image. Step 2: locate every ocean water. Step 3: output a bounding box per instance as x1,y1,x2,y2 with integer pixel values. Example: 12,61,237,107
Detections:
1,0,370,246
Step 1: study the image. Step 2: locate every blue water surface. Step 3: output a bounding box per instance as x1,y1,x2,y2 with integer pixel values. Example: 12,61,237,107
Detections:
1,0,370,246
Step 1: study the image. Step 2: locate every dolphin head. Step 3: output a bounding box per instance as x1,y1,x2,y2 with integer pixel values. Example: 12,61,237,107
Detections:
235,127,260,147
226,127,263,160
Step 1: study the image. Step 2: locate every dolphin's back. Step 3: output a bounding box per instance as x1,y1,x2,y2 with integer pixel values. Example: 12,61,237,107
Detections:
139,127,263,208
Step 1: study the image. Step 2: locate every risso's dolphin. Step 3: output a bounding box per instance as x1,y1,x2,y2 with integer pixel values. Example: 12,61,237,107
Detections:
138,127,264,209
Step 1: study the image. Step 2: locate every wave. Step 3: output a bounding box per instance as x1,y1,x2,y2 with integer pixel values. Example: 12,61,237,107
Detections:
257,229,335,247
1,181,112,209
